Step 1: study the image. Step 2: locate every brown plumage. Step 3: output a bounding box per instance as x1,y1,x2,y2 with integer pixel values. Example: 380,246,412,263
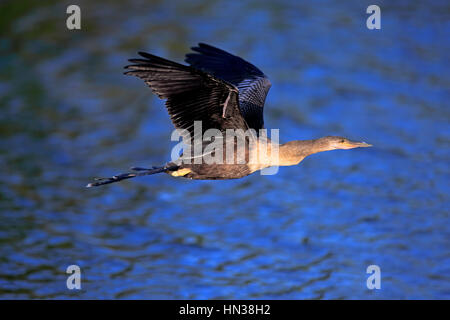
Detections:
87,43,371,187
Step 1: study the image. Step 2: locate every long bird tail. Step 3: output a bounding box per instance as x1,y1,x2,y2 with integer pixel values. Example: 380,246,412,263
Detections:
86,165,178,188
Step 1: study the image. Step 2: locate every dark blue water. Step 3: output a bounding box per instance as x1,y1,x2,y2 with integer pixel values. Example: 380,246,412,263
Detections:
0,0,449,299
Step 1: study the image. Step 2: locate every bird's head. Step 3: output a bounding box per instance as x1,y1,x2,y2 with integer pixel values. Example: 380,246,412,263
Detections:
317,136,372,151
279,136,372,165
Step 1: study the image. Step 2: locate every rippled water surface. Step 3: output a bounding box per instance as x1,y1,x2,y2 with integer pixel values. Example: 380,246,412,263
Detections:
0,0,449,299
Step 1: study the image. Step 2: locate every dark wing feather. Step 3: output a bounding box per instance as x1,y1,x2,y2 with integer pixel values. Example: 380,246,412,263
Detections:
124,51,248,142
185,43,271,131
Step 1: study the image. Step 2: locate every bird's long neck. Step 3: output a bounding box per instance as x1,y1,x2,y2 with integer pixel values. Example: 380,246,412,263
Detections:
277,139,330,166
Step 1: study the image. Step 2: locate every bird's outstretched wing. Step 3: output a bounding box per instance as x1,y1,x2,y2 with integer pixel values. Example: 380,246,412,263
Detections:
185,43,271,131
124,52,249,142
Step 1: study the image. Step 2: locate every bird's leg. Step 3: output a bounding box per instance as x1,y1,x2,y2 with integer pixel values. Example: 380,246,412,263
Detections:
130,166,156,171
87,165,179,187
87,172,139,187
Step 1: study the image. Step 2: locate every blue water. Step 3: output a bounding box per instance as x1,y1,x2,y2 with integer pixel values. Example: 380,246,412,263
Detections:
0,0,449,299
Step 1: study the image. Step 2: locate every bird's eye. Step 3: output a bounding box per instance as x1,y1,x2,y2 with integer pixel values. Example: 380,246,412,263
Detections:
340,139,345,143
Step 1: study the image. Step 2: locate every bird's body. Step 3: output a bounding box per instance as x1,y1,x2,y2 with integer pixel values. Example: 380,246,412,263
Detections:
87,43,371,187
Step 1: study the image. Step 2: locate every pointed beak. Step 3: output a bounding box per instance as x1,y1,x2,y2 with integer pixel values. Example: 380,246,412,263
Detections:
344,140,372,149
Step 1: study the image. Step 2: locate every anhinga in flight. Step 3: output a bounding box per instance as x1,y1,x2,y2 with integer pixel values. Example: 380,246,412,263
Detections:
87,43,371,187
